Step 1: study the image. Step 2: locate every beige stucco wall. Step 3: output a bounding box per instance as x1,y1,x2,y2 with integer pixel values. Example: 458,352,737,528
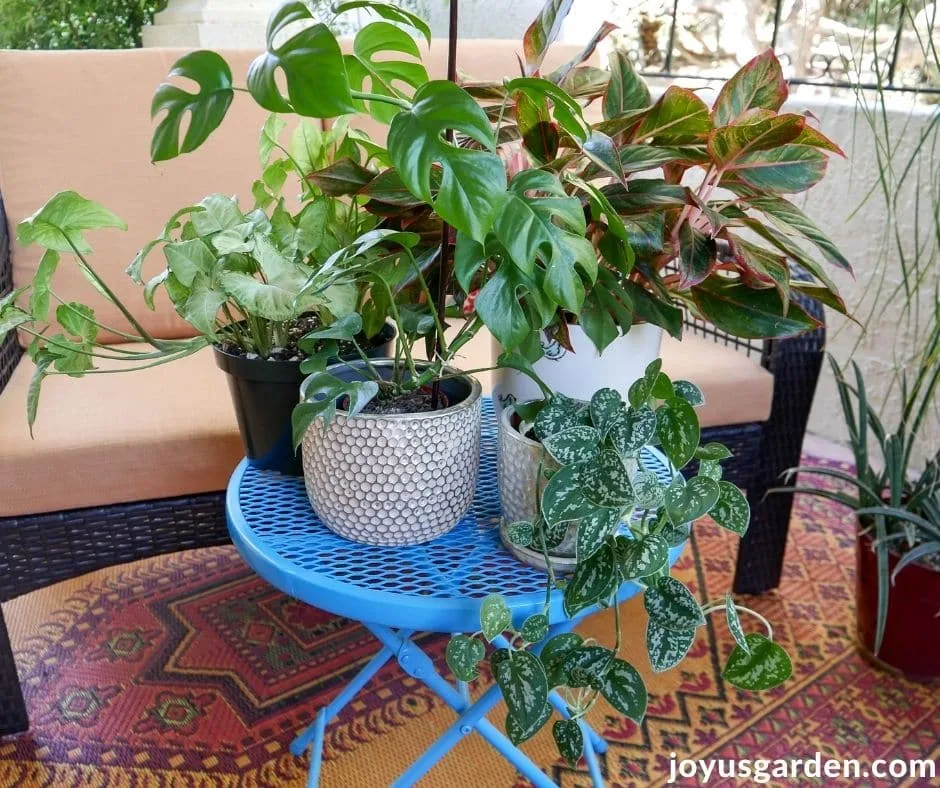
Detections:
790,90,938,468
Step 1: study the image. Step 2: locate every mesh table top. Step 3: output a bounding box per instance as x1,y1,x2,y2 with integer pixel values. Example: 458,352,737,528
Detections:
226,398,679,633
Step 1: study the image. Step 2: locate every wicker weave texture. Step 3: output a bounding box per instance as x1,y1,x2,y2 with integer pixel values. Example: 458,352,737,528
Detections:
0,197,24,394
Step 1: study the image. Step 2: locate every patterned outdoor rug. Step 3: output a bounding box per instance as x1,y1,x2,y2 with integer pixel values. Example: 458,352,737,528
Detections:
1,456,937,787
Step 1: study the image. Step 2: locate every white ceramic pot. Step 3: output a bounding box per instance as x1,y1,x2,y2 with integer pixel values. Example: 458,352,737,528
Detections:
492,323,664,414
301,360,482,546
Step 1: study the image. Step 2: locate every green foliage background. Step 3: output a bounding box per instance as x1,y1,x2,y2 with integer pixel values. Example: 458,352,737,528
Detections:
0,0,168,49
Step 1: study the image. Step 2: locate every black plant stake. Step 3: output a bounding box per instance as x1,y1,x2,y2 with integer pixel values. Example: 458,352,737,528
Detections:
431,0,459,409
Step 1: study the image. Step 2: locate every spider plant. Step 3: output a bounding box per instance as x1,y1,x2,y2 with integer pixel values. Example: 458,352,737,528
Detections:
775,307,940,655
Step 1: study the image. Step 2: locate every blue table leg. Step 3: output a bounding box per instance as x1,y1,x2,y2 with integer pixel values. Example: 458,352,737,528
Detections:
291,641,397,785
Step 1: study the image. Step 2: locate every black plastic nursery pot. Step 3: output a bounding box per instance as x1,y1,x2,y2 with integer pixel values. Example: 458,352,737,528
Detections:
213,323,395,476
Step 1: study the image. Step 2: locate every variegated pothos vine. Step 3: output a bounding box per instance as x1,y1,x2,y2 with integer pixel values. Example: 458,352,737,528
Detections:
445,361,792,766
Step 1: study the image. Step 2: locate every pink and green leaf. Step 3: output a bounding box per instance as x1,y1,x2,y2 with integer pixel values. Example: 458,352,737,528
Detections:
719,144,828,194
523,0,576,75
633,87,711,145
691,278,821,338
707,114,805,168
712,49,788,127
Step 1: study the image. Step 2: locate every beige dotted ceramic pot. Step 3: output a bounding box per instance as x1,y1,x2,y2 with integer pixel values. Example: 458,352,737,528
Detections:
301,360,482,546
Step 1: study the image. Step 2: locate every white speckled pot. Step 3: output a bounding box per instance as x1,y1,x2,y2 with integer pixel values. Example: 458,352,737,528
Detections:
301,360,482,546
497,405,580,572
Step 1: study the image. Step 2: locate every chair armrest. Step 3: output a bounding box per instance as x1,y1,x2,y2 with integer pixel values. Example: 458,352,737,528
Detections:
0,194,25,396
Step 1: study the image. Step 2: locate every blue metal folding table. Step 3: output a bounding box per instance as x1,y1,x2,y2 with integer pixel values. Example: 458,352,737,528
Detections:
226,399,679,787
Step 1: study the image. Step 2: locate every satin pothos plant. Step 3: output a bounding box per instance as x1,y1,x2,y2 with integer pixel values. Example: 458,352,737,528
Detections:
446,363,791,764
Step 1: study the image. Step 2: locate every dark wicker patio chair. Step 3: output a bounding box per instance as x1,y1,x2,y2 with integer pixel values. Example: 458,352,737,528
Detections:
0,194,825,736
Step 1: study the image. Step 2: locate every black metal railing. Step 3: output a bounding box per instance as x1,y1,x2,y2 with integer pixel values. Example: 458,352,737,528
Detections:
620,0,939,94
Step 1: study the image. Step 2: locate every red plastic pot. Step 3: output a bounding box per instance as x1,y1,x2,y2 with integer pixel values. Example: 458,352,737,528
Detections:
856,527,940,682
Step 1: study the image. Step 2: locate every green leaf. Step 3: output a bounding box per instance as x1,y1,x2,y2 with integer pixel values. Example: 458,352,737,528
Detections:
495,651,549,731
332,1,431,44
623,280,684,339
646,620,696,673
26,356,52,435
247,3,355,117
582,449,634,508
56,303,97,342
677,223,715,288
627,359,662,408
708,114,805,168
721,144,828,194
673,380,704,407
712,49,787,127
632,470,665,509
600,659,647,722
29,249,59,321
604,49,651,119
151,50,234,162
446,635,486,681
304,313,363,342
745,194,851,272
618,533,668,579
691,278,821,339
180,276,225,335
192,194,243,236
644,577,705,631
388,80,505,242
563,543,618,618
590,388,624,438
552,720,583,767
665,474,720,524
307,158,376,196
506,520,535,548
725,596,752,654
542,465,596,527
534,395,587,440
577,507,621,561
559,645,613,688
540,633,583,672
722,633,792,691
651,372,675,400
506,702,552,745
505,78,588,144
633,87,710,145
695,442,732,461
521,614,550,643
345,21,428,124
259,113,287,165
18,191,126,254
656,397,700,469
710,481,750,535
220,271,295,321
0,303,31,338
582,130,625,181
660,518,692,547
342,380,380,418
493,170,594,297
523,0,575,75
480,594,512,642
473,265,537,350
699,460,722,481
542,426,601,466
163,239,216,288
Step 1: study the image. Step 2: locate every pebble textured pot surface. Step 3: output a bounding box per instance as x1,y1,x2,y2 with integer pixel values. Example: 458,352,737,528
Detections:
302,365,482,546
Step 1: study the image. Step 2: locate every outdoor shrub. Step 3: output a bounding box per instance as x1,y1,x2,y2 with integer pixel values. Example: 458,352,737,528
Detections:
0,0,168,49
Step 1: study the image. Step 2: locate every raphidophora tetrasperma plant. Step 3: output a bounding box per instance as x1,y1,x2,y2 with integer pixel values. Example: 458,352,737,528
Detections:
446,360,792,766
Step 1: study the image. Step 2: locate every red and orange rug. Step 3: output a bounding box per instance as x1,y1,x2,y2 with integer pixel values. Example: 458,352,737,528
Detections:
1,457,937,787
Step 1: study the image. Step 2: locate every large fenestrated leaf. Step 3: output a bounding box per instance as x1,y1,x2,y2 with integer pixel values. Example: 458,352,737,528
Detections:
604,49,651,119
493,170,594,295
707,114,805,169
720,144,828,194
473,263,549,350
247,2,355,117
151,51,234,162
632,87,710,145
744,194,851,272
523,0,576,75
344,22,428,124
332,1,431,44
712,50,788,127
506,77,589,143
18,191,127,254
387,80,505,241
691,278,821,339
